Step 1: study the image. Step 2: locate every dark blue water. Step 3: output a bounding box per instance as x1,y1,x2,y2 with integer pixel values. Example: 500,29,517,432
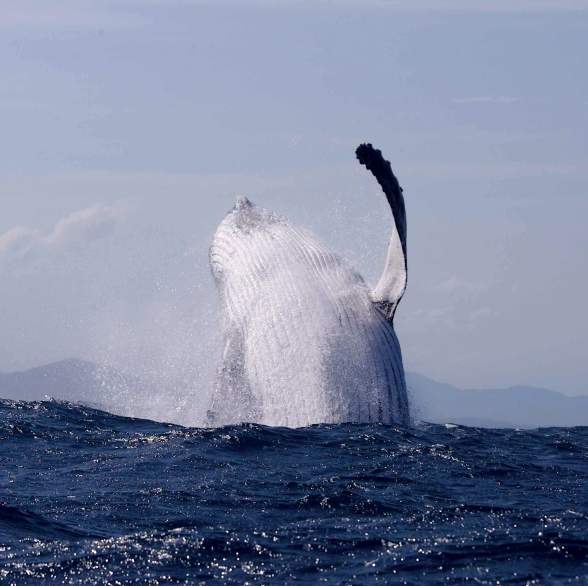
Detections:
0,399,586,584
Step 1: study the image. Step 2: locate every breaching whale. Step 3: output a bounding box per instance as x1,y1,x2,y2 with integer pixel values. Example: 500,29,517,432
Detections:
208,144,409,427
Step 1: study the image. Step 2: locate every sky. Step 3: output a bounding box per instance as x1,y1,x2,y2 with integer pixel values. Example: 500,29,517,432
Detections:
1,0,587,396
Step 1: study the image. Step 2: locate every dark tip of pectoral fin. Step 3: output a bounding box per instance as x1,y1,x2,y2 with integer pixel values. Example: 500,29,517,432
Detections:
355,143,407,258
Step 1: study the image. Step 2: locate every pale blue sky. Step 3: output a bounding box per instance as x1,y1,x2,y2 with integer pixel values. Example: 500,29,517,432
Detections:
1,1,587,395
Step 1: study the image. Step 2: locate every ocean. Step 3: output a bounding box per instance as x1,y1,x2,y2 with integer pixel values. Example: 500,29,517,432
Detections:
0,399,586,584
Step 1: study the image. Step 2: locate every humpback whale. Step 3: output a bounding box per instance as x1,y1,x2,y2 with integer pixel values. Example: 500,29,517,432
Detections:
208,144,409,427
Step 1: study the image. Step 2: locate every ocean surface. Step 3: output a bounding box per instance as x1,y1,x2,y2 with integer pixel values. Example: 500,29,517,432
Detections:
0,399,587,585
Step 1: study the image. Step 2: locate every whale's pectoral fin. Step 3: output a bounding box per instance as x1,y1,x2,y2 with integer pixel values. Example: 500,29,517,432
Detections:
356,143,407,321
208,328,259,426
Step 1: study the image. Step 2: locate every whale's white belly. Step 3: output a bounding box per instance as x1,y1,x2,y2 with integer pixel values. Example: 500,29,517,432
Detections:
210,203,408,427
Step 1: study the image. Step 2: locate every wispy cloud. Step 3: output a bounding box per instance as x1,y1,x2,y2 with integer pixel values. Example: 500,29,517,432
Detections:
0,204,124,272
344,0,588,11
48,206,122,249
451,96,521,105
435,276,484,295
0,227,38,263
3,0,585,28
0,2,142,30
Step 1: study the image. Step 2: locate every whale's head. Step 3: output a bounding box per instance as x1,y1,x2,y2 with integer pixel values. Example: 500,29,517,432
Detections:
209,196,283,289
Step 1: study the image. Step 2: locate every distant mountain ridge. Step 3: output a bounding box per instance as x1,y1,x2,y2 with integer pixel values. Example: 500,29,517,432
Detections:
0,359,100,402
0,359,586,428
0,359,131,407
407,372,588,428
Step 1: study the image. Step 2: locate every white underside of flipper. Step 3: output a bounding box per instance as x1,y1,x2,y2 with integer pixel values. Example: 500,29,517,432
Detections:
371,225,407,320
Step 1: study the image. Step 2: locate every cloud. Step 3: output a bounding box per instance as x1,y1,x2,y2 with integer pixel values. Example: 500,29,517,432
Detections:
0,204,124,272
0,2,142,30
0,226,38,259
467,306,496,323
451,96,521,105
3,0,585,28
354,0,587,11
435,276,484,296
48,205,121,249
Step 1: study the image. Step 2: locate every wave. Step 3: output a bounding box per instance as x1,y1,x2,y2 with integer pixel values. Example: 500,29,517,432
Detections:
1,399,587,584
